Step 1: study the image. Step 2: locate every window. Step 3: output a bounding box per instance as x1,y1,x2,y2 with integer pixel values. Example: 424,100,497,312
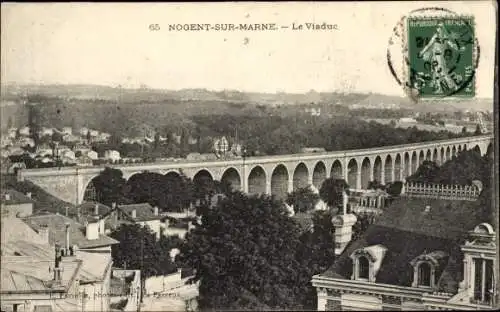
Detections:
473,258,494,304
418,262,432,286
358,256,370,279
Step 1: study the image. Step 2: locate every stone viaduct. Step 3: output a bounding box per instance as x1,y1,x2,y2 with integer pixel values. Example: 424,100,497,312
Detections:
17,135,493,205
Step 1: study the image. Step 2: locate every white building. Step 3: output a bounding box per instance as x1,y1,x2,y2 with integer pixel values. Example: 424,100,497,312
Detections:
18,126,30,137
61,127,73,136
104,150,121,162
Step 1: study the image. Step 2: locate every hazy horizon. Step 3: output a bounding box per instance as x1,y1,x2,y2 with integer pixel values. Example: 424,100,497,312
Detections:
1,2,496,97
1,82,496,101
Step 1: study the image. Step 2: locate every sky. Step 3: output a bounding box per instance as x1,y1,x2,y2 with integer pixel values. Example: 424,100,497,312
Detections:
1,2,496,97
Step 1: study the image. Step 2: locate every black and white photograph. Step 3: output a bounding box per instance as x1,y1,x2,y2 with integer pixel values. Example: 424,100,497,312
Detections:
0,2,497,311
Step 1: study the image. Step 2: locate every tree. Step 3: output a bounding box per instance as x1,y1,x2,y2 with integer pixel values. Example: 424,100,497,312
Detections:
367,180,385,190
406,161,440,183
110,223,178,284
351,213,375,241
286,186,320,213
296,210,336,308
154,130,160,150
178,192,313,310
319,178,349,212
386,181,404,197
51,131,63,143
474,124,482,135
92,167,130,206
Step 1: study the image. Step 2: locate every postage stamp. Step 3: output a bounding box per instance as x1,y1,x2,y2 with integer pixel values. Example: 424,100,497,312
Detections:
406,15,476,98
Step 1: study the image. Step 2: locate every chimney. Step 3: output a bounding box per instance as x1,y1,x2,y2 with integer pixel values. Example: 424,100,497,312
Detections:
26,192,32,199
131,209,136,219
154,206,159,216
76,206,81,223
65,223,71,255
94,203,99,216
38,225,50,244
53,267,62,284
342,190,349,215
4,193,10,201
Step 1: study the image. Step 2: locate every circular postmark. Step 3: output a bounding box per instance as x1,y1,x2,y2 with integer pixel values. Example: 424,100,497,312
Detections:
387,7,480,102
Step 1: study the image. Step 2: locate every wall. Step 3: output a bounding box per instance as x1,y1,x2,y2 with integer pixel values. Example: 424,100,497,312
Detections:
0,203,33,218
403,182,480,201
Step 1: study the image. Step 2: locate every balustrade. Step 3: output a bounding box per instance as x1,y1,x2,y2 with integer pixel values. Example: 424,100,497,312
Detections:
403,182,480,201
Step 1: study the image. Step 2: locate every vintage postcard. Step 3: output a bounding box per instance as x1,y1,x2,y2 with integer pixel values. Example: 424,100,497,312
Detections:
1,2,497,312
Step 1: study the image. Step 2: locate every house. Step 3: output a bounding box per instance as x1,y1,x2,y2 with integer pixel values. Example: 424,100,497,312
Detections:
7,127,17,139
23,212,119,253
18,126,30,137
399,117,417,123
95,132,111,143
88,129,99,137
63,134,82,143
2,210,122,312
61,127,73,136
0,189,34,217
85,150,99,160
79,127,89,137
22,212,119,311
312,197,497,310
19,137,35,147
114,203,163,239
61,149,76,160
1,214,83,312
39,127,55,137
104,150,121,162
36,144,54,157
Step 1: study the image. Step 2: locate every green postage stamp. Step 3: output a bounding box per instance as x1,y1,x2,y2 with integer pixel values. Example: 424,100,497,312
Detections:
406,15,476,98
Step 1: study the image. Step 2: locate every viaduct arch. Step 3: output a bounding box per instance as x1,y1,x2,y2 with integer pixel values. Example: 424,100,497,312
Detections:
17,135,493,205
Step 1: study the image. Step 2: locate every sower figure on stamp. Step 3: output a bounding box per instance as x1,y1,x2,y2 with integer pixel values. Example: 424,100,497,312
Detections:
418,22,465,94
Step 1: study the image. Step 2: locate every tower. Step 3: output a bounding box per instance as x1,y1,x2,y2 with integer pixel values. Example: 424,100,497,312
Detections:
331,189,358,255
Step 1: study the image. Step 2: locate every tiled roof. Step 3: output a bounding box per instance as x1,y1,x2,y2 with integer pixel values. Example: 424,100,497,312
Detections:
77,250,112,282
320,197,491,292
76,202,113,218
23,213,119,249
118,203,161,222
1,216,48,247
1,189,34,205
1,257,81,293
3,239,111,283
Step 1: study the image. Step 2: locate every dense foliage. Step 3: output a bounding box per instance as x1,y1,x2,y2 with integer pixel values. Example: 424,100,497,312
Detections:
319,178,350,212
110,223,182,278
286,186,320,213
91,167,130,207
407,148,492,186
407,147,495,224
177,191,337,310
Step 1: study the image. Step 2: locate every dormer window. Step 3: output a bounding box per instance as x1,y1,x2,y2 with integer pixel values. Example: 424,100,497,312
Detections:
417,262,432,287
358,256,370,279
410,251,448,289
350,245,387,282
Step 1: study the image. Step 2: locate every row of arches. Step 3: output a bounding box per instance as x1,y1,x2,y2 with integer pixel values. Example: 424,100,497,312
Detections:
83,142,491,203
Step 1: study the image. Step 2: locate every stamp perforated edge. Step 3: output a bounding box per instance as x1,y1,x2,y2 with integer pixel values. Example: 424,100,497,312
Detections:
401,14,478,101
